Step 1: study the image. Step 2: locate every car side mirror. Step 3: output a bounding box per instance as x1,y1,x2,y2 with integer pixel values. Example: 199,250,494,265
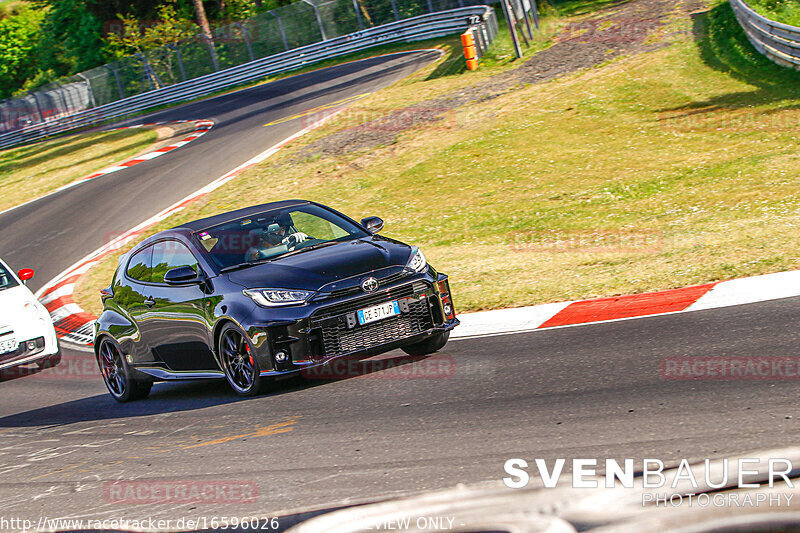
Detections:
18,268,34,284
164,266,203,285
360,216,384,234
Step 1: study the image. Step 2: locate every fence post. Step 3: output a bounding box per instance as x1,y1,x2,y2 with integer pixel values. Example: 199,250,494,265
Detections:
167,44,188,81
136,54,155,90
427,0,435,14
389,0,400,21
235,22,256,61
269,10,290,51
530,0,539,30
352,0,365,29
520,0,534,40
76,73,97,109
207,37,220,71
106,64,125,100
302,0,329,41
500,0,522,58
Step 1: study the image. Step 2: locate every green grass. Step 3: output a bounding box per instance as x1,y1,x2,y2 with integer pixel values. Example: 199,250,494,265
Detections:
745,0,800,27
77,0,800,315
0,128,158,213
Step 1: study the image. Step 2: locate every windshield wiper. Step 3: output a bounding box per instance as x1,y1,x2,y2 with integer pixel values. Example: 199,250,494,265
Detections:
220,258,276,273
278,240,340,259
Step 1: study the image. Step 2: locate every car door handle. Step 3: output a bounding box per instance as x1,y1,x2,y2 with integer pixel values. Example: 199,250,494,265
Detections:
144,297,155,308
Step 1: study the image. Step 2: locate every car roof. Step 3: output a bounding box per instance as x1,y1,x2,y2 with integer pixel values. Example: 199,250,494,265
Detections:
174,199,311,232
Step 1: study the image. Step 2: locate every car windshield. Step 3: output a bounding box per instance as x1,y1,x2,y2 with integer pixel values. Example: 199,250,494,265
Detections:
0,260,19,291
196,204,368,270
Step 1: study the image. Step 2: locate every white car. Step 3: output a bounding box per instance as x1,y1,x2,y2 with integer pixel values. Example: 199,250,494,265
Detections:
0,257,60,378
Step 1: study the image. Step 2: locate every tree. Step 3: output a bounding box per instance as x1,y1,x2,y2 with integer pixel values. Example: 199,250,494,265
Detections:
106,4,198,87
34,0,107,76
0,6,45,98
190,0,218,69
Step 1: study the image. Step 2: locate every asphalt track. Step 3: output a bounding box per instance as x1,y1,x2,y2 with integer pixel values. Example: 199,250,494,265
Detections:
1,50,799,527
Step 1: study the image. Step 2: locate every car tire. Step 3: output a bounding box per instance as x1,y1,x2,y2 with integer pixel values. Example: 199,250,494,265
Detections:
97,337,152,402
37,351,62,369
401,331,450,356
218,323,272,397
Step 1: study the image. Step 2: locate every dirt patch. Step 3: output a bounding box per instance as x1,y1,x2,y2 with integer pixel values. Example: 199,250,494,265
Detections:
293,0,687,161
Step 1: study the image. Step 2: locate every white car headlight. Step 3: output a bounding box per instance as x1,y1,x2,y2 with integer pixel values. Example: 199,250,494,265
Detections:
22,302,38,320
243,289,314,307
407,247,427,273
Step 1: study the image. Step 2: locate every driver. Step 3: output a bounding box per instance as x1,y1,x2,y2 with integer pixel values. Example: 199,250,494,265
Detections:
245,214,308,261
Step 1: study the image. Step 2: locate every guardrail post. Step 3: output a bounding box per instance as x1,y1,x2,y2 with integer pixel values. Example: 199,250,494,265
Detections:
269,10,291,51
390,0,400,21
303,0,329,41
427,0,435,13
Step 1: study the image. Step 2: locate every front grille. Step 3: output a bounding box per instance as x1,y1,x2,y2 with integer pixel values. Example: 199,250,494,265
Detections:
311,281,434,358
318,270,411,300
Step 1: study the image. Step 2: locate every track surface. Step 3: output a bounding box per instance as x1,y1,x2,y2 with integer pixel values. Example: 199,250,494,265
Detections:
1,50,799,526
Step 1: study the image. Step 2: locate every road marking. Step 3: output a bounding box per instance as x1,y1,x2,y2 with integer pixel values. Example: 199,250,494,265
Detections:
182,417,300,449
29,460,91,481
264,93,368,126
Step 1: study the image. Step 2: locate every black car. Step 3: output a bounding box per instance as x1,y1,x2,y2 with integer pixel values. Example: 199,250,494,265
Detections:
94,200,458,401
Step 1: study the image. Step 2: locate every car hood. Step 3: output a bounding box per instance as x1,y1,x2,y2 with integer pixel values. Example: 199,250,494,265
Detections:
0,285,51,338
224,236,413,291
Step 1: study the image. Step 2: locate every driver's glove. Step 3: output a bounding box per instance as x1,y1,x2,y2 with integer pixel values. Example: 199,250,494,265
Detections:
282,232,308,244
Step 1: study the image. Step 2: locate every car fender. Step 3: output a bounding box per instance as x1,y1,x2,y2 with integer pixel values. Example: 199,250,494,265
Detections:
94,308,139,358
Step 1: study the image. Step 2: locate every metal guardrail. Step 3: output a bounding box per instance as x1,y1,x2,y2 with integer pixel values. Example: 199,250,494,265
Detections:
730,0,800,70
0,6,496,150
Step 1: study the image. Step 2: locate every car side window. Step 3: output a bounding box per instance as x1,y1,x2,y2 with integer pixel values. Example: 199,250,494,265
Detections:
126,246,153,283
151,240,199,284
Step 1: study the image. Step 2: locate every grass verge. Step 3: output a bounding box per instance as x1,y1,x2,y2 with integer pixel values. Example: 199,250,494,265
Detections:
0,128,158,213
77,0,800,316
745,0,800,27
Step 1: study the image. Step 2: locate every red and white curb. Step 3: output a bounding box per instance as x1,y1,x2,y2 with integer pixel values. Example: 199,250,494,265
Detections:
0,120,214,217
451,270,800,340
35,110,351,346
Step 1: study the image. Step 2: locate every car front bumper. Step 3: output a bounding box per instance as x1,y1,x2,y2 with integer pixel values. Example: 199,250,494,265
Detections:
0,335,60,371
242,271,459,377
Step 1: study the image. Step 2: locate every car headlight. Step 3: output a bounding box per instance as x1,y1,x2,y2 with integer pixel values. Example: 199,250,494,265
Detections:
22,302,38,320
406,247,427,273
243,289,314,307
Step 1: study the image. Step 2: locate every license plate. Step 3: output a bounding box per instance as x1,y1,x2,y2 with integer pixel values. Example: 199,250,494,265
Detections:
357,300,400,325
0,338,17,355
